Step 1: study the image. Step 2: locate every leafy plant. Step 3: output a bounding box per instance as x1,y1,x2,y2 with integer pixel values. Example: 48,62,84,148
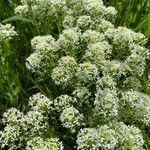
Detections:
0,0,150,149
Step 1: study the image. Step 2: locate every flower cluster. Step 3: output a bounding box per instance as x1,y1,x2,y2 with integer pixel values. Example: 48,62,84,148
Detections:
94,88,119,119
121,90,150,126
26,137,63,150
76,62,99,83
60,106,84,132
26,35,58,75
0,93,63,149
51,56,77,86
0,24,17,42
53,95,77,112
29,92,53,112
77,122,144,150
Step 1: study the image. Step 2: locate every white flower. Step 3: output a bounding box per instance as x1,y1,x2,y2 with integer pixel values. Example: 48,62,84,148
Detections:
72,86,91,104
82,30,105,45
60,106,84,132
0,24,17,42
21,110,48,136
94,88,119,118
84,41,112,69
57,28,80,55
102,60,131,78
29,93,53,112
63,15,75,29
76,62,99,83
31,35,58,53
105,26,147,47
76,15,92,30
0,124,23,149
54,95,77,112
112,122,144,150
125,44,149,76
2,108,23,125
15,5,29,16
96,75,116,90
104,6,118,19
26,52,43,72
76,128,98,150
26,137,63,150
83,0,105,16
51,56,77,85
121,90,150,126
97,125,117,149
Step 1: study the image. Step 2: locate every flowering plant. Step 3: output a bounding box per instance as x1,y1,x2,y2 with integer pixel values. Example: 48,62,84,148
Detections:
0,0,150,149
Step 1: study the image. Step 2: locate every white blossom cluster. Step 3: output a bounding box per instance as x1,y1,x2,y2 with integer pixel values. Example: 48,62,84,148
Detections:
121,90,150,126
53,95,77,112
0,93,63,149
26,137,63,150
77,122,144,150
106,27,147,48
2,108,23,125
21,110,48,137
84,41,112,69
0,24,17,42
60,106,84,133
51,56,77,86
72,86,91,105
53,95,84,132
76,62,99,83
29,92,53,112
112,122,144,150
94,88,119,118
26,35,59,74
57,28,81,56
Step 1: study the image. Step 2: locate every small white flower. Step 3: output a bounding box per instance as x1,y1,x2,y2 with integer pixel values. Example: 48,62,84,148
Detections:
60,106,84,132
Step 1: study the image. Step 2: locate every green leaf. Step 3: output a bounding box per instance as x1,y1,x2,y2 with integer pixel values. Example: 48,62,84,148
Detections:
1,15,34,24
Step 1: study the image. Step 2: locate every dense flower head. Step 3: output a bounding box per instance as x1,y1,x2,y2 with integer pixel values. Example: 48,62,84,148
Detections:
76,15,92,30
21,110,48,137
29,92,53,112
72,86,91,104
82,30,105,45
96,75,116,90
76,62,99,83
60,106,84,132
15,5,29,16
2,108,23,125
76,128,98,150
31,35,58,53
97,125,117,149
121,90,150,126
0,124,23,149
57,28,81,55
106,26,147,47
26,52,43,73
84,41,112,69
0,24,17,42
26,137,63,150
53,95,77,112
94,88,119,118
51,56,77,85
112,122,144,150
63,15,75,29
77,122,144,150
102,60,131,78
